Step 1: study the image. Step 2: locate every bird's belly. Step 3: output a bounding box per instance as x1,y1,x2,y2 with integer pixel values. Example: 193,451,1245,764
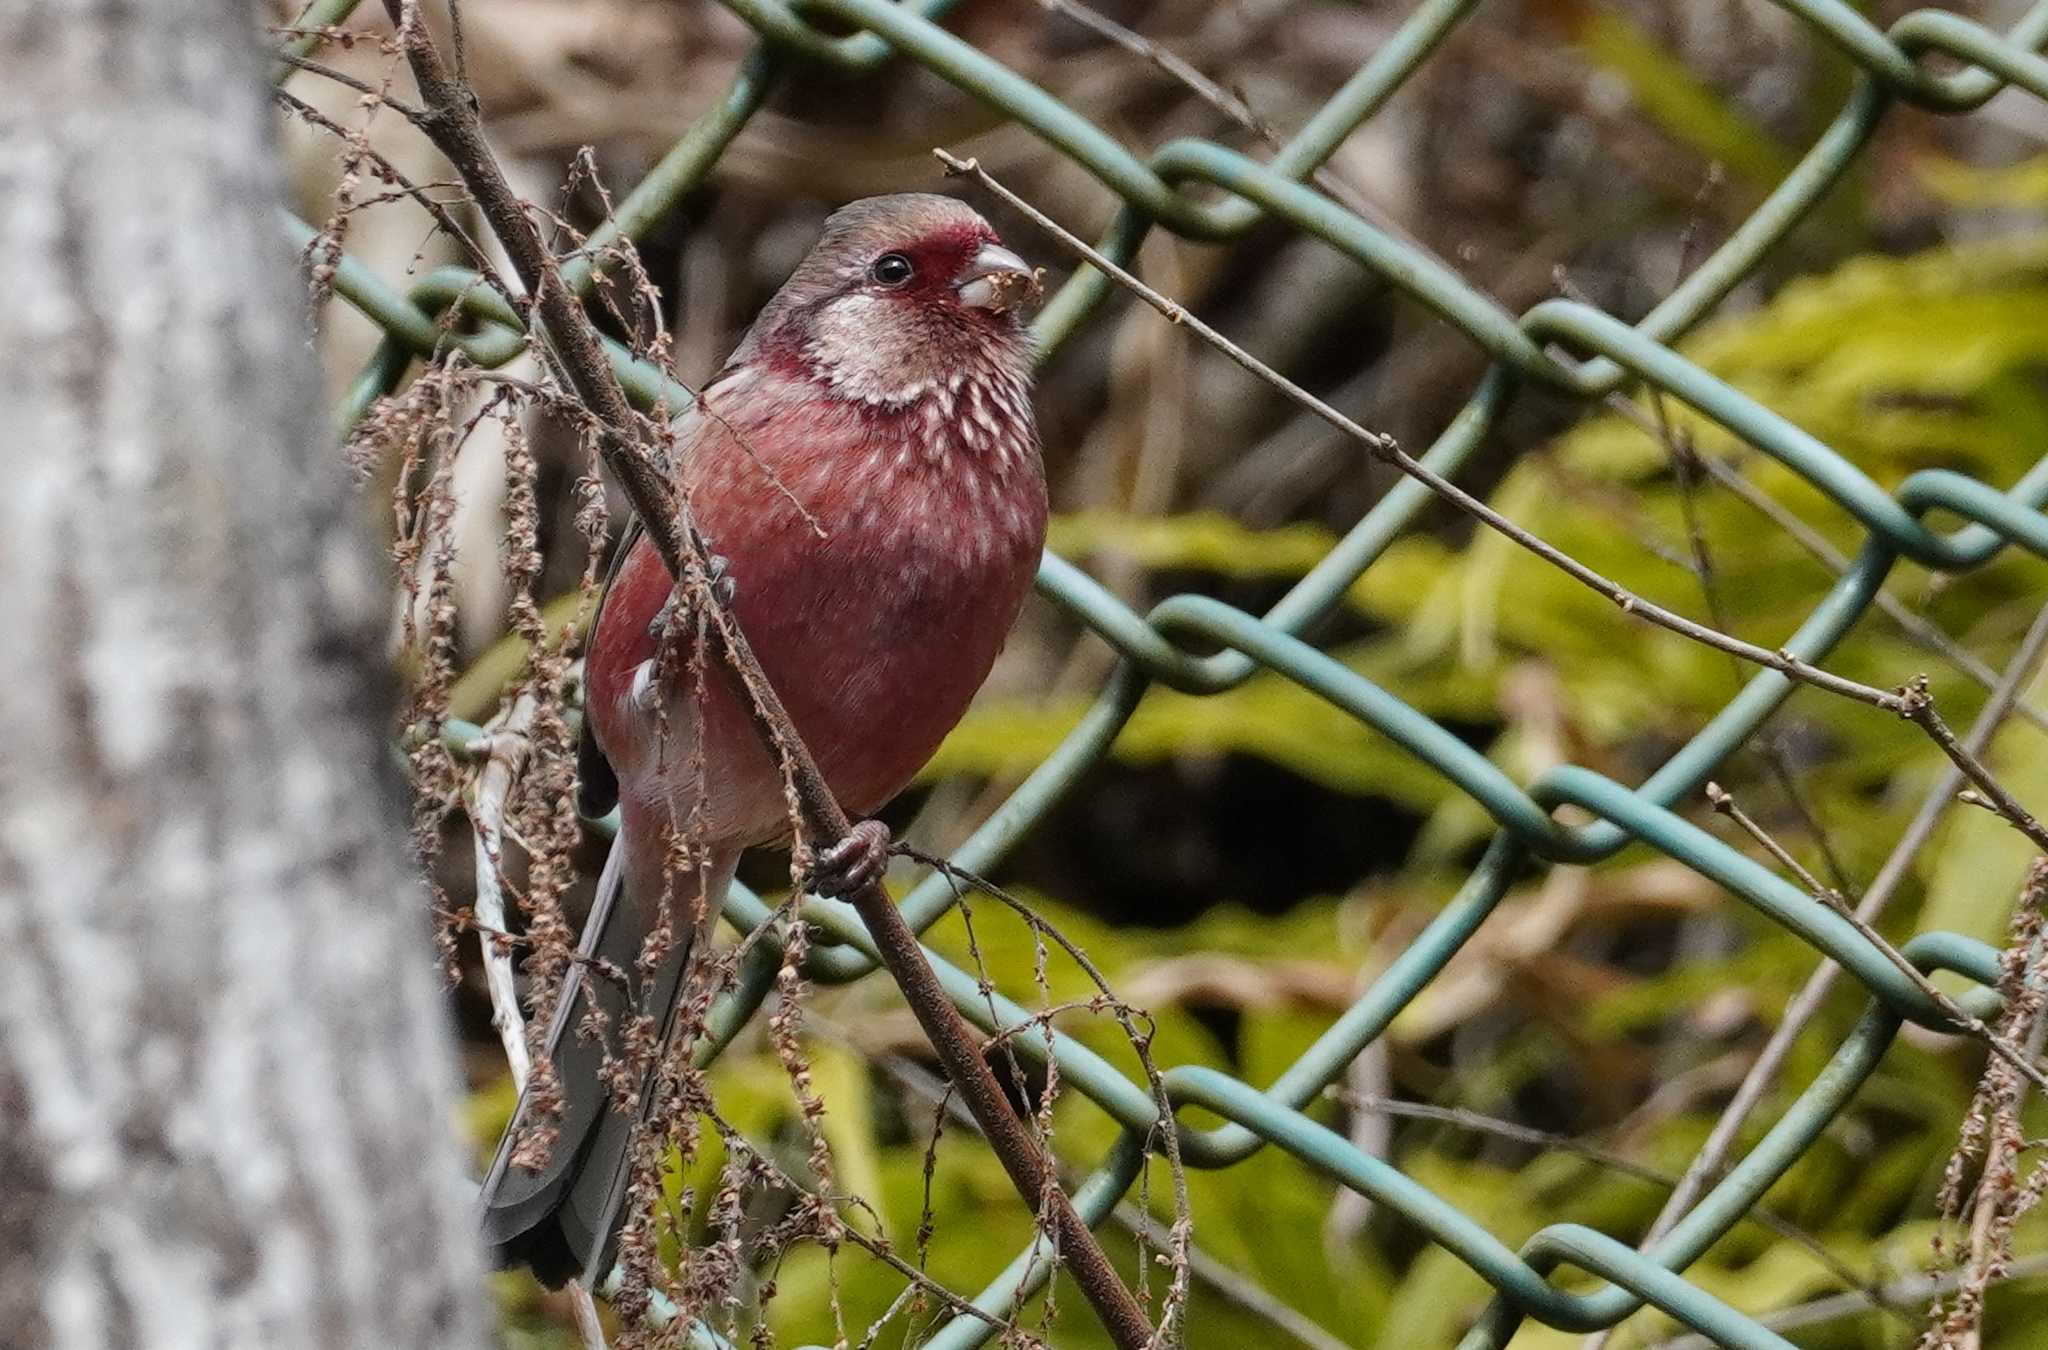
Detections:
587,523,1034,849
736,529,1032,822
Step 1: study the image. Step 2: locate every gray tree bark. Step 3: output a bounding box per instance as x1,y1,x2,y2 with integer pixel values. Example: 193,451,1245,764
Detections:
0,2,491,1346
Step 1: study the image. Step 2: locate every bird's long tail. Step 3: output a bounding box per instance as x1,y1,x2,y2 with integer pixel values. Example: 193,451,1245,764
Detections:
477,829,733,1289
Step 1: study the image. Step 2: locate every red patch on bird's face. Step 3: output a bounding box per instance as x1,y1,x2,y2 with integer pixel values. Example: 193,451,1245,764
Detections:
867,221,1000,313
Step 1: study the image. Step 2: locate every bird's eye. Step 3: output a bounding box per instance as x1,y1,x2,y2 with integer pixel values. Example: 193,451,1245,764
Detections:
869,252,915,287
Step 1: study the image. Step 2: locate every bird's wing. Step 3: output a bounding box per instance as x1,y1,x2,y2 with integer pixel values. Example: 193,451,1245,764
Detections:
574,377,731,821
575,514,640,821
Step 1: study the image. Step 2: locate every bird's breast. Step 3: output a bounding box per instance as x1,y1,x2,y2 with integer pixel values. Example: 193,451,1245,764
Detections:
586,385,1046,846
709,432,1046,820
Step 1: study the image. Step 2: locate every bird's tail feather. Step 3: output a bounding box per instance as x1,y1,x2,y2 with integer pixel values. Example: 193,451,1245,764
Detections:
477,829,729,1289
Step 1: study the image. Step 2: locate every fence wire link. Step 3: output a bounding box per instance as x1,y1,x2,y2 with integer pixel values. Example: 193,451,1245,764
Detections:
290,1,2048,1345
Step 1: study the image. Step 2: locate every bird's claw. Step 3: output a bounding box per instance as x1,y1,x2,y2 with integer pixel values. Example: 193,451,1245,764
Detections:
646,592,678,642
811,819,892,898
644,555,736,641
706,553,736,607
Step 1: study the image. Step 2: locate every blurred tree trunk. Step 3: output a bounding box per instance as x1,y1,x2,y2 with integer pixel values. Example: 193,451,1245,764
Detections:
0,3,490,1347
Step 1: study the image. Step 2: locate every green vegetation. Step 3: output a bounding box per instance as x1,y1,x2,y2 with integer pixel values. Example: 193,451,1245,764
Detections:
481,229,2048,1347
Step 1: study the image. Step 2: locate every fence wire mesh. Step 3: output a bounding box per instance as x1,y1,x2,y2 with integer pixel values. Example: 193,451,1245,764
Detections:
287,2,2048,1345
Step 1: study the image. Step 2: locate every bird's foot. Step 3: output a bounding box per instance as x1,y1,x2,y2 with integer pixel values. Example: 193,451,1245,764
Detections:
644,555,735,642
646,594,676,642
811,819,892,898
705,552,736,606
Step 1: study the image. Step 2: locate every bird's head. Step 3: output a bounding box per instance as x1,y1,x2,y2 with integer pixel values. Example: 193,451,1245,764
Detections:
738,194,1040,409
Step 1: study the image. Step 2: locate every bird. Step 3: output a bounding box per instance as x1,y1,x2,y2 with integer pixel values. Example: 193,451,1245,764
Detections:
476,194,1049,1290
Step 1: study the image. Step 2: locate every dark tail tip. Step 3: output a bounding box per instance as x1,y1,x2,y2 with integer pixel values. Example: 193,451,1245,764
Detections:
490,1221,587,1291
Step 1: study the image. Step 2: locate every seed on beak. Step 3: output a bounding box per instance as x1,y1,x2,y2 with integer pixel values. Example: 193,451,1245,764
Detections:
955,243,1042,313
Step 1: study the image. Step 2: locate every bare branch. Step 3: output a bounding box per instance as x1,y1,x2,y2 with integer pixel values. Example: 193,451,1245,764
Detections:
1898,675,2048,854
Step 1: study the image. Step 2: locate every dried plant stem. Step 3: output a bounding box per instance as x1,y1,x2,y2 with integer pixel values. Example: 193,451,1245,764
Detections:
896,843,1194,1346
272,86,503,292
1957,1124,2019,1350
466,688,609,1348
872,1046,1347,1350
694,1106,1022,1342
469,690,539,1082
1922,861,2048,1349
385,9,1152,1343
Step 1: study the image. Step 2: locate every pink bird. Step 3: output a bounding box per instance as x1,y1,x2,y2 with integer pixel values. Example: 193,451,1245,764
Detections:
479,194,1048,1288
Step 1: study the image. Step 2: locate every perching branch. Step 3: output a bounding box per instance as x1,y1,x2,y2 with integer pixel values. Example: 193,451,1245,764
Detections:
380,6,1156,1344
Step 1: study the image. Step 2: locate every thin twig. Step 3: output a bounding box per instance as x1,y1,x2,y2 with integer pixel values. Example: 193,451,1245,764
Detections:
1077,26,2031,740
273,48,431,124
1899,674,2048,853
1563,390,2048,738
903,844,1196,1346
1704,783,1832,900
1676,425,2048,736
1327,1090,1909,1322
384,10,1153,1342
1644,1250,2048,1350
1636,600,2048,1259
953,32,2040,748
937,154,1874,709
1638,379,1856,898
1033,0,1391,233
436,907,638,996
695,1106,1029,1343
272,85,504,293
938,149,2048,860
1706,782,2048,1097
869,1044,1350,1350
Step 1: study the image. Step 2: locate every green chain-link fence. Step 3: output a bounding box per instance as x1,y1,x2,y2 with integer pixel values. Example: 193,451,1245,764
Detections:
286,2,2048,1345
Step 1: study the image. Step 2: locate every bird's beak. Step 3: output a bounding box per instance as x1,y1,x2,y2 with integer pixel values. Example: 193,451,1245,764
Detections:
955,242,1037,312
